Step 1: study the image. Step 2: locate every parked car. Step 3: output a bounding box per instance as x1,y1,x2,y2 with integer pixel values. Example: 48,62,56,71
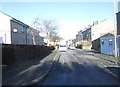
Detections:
69,45,76,50
59,45,67,52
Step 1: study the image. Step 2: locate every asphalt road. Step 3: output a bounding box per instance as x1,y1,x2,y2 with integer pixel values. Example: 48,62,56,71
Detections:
37,49,119,85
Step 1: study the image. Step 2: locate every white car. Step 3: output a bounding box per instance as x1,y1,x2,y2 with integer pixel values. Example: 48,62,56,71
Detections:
69,45,76,50
59,45,67,52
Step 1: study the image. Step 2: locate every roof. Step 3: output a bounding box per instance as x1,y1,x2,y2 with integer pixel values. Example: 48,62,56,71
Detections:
100,33,114,38
11,18,29,27
0,11,13,18
117,35,120,38
0,11,29,27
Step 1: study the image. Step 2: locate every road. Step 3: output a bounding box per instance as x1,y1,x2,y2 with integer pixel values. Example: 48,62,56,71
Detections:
37,49,119,85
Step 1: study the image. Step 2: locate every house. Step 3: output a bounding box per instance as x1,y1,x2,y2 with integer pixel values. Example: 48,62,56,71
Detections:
28,27,44,45
11,18,29,44
100,33,120,57
82,26,92,50
44,36,51,45
75,19,114,51
100,1,120,56
91,19,114,52
44,36,56,46
100,33,115,56
0,11,43,45
75,30,83,47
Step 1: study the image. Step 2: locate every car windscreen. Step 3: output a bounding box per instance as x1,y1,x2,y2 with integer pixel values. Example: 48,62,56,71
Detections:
60,45,66,47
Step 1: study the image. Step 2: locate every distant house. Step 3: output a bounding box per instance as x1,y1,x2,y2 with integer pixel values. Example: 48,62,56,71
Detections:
0,11,43,45
28,27,44,45
75,30,83,47
76,19,114,51
44,36,56,46
82,26,92,50
44,36,50,45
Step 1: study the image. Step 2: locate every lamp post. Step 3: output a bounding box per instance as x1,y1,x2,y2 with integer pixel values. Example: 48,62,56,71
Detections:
114,0,117,57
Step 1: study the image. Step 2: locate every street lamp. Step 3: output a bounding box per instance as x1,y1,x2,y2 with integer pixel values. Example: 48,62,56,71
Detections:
114,0,117,57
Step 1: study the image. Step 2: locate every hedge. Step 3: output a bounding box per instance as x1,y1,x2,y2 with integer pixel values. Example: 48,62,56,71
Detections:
2,44,54,68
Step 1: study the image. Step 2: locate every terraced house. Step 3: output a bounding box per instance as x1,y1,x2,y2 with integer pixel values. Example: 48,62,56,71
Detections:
0,11,44,45
76,19,114,52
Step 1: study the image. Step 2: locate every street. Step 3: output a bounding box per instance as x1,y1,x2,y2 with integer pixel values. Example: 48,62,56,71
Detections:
37,49,119,85
1,2,120,87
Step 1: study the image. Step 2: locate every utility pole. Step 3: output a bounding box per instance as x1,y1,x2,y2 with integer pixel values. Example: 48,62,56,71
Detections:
114,0,117,57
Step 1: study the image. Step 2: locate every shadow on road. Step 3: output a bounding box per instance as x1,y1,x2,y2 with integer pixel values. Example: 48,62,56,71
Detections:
2,51,119,86
106,67,120,76
2,51,53,85
105,67,120,83
40,54,119,85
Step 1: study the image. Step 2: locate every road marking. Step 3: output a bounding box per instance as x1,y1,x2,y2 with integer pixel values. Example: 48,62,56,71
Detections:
63,56,65,64
53,51,59,61
71,54,79,64
74,56,78,63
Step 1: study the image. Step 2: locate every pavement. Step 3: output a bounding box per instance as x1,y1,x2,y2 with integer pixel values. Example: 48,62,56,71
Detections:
80,49,120,65
2,49,58,85
76,49,120,79
92,53,120,79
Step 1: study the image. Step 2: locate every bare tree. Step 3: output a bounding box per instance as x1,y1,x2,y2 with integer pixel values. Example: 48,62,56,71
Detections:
29,27,40,45
42,19,59,45
31,17,59,45
30,17,43,45
51,35,62,45
49,31,57,45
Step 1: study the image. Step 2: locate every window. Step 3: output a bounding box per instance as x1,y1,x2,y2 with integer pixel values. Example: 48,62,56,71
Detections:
60,45,66,47
13,28,18,33
21,26,24,33
109,39,113,45
101,40,104,45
